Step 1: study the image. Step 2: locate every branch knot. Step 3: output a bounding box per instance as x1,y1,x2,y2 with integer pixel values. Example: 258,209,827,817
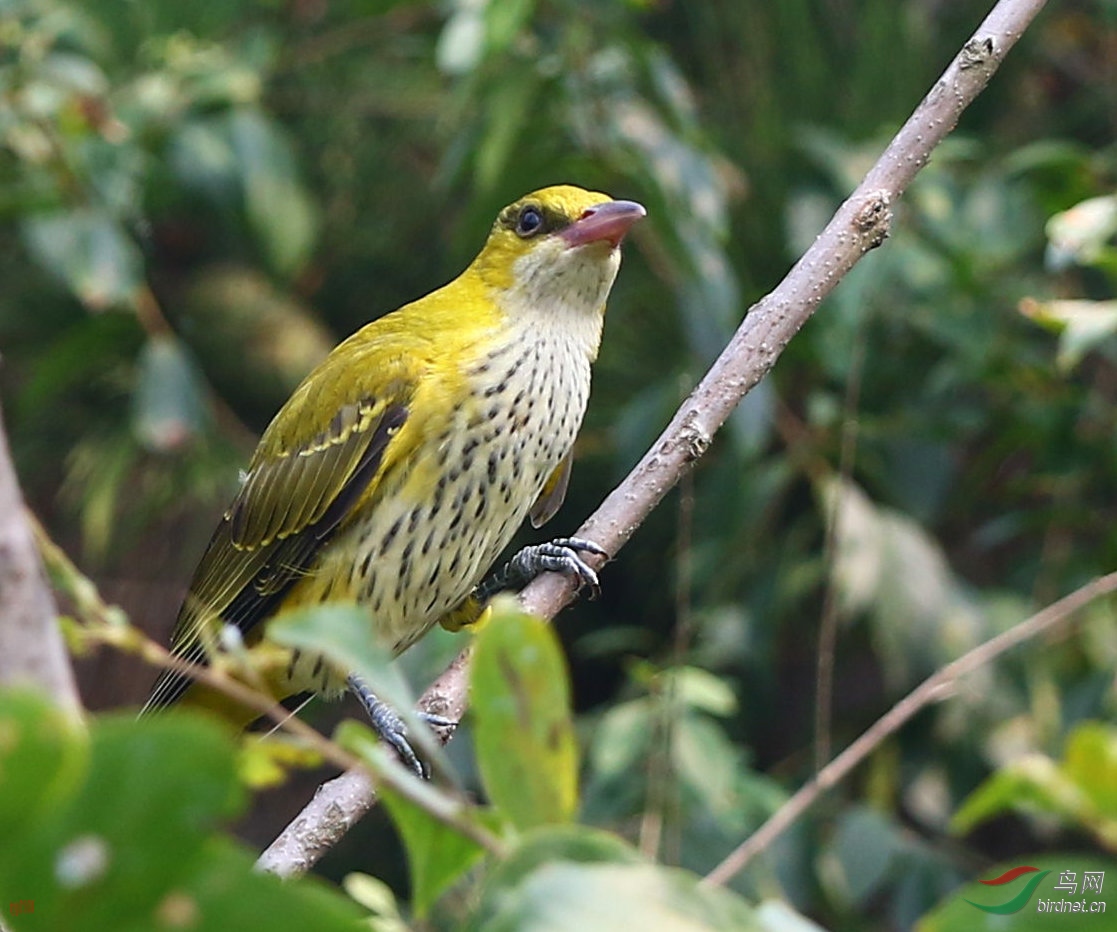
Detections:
853,192,892,251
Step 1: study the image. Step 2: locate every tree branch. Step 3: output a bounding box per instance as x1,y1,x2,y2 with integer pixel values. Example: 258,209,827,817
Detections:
702,570,1117,887
258,0,1049,876
0,396,82,715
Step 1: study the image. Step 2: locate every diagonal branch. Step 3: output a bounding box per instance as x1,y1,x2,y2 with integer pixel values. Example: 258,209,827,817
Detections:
258,0,1050,876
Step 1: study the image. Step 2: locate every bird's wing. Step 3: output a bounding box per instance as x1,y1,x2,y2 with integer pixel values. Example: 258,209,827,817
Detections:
529,450,573,528
144,359,416,712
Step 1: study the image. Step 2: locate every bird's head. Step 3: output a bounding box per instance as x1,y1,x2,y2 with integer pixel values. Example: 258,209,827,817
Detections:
471,185,645,349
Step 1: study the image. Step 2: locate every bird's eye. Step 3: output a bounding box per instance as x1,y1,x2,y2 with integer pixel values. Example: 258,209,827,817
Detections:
515,205,544,238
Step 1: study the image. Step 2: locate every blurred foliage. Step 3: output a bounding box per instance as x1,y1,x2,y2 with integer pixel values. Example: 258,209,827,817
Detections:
952,720,1117,850
2,0,1117,928
0,690,362,931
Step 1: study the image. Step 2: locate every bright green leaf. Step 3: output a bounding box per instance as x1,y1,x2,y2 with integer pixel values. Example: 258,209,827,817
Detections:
952,721,1117,849
235,734,323,789
379,783,488,917
483,0,535,55
0,692,88,841
952,754,1080,835
471,598,578,830
1062,722,1117,818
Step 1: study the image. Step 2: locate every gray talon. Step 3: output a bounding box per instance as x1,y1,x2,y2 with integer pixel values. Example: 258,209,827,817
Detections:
474,536,608,603
347,673,431,778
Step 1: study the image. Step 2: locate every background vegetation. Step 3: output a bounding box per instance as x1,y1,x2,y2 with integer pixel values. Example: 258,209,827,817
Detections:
2,0,1116,928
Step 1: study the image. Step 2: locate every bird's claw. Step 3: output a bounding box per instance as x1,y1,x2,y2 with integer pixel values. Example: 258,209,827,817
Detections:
347,674,457,779
510,536,608,600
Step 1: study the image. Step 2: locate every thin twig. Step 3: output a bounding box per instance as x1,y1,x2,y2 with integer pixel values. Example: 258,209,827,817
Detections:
702,570,1117,887
260,0,1049,875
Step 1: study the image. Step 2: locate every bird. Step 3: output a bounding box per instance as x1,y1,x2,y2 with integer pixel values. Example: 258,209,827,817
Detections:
143,184,646,772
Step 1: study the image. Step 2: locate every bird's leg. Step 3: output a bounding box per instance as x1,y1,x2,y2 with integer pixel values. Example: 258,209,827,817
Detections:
346,673,455,779
473,537,608,604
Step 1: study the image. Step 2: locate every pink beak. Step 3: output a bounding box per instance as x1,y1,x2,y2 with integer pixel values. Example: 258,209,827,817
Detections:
559,199,646,249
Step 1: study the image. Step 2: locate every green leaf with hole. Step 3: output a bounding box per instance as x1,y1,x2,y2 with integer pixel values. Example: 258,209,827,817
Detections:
471,598,578,830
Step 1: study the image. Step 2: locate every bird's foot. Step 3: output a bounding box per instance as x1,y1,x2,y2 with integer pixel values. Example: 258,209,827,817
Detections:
475,536,608,603
346,673,456,779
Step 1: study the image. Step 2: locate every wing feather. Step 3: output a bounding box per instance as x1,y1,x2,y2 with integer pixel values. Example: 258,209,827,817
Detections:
143,372,413,713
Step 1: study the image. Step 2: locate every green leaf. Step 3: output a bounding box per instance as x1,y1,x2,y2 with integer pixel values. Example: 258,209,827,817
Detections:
22,208,143,311
342,873,410,932
672,714,741,816
269,604,447,773
0,692,88,841
919,854,1117,931
471,598,578,830
131,335,207,452
952,755,1079,835
471,826,762,931
820,807,903,908
588,698,654,779
226,109,317,276
484,0,536,55
1019,297,1117,372
951,721,1117,848
336,719,494,916
670,666,738,718
475,76,538,192
378,783,488,917
0,692,360,931
1044,194,1117,269
1062,721,1117,818
821,477,986,688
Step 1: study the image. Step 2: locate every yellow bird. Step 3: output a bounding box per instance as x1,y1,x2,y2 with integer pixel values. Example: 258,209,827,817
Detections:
144,185,645,771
